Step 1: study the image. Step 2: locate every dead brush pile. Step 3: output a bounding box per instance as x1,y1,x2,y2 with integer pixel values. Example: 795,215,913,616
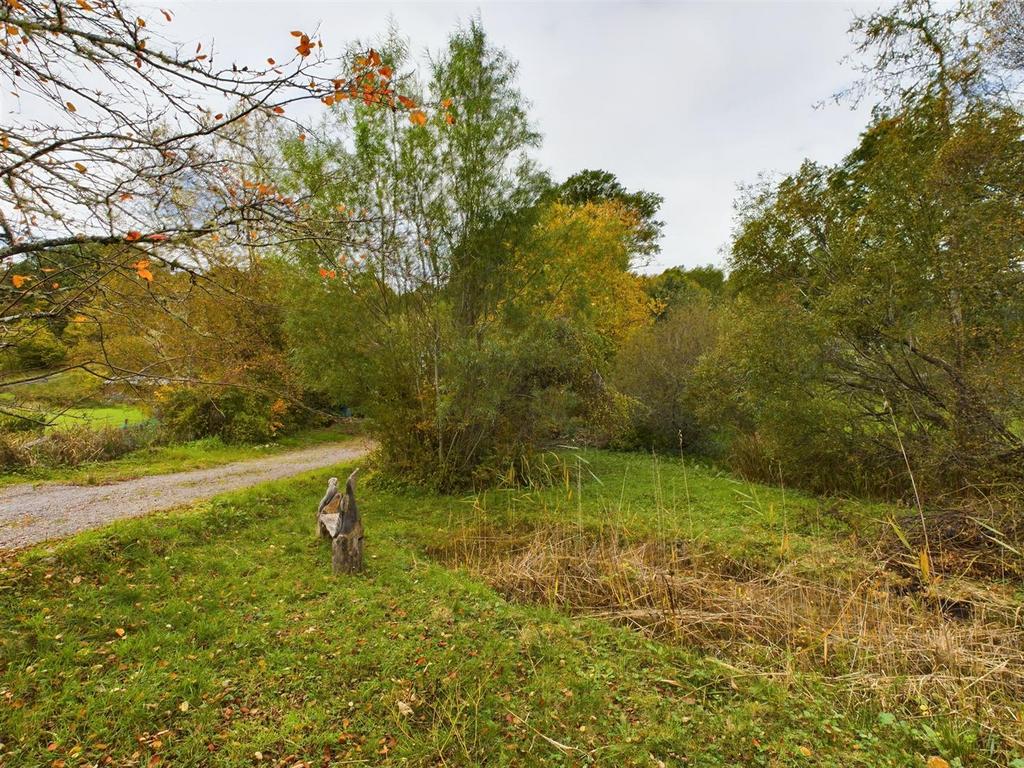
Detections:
431,525,1024,741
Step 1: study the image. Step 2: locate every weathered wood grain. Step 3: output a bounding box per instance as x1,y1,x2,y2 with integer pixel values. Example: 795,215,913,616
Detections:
316,469,364,574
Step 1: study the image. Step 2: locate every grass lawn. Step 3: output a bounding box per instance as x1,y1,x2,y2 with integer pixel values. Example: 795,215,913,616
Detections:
0,391,148,433
0,424,363,489
0,451,1018,767
44,405,149,431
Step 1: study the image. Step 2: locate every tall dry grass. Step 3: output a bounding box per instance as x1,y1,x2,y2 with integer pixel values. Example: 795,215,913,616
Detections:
0,422,161,470
432,518,1024,750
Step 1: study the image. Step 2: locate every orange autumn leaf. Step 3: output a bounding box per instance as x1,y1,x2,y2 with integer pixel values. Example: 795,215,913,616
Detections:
11,274,29,288
397,95,416,110
378,65,393,79
318,268,336,279
295,35,313,57
290,30,304,37
125,230,142,241
298,133,306,142
66,102,76,112
367,49,381,67
267,57,275,66
132,260,153,282
74,162,87,174
146,233,168,241
213,113,224,120
161,8,173,22
272,105,285,115
408,110,427,127
445,113,455,125
441,97,453,108
76,0,93,10
118,192,133,201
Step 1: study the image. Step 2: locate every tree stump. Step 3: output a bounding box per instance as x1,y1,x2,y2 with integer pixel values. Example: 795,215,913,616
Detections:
317,470,364,574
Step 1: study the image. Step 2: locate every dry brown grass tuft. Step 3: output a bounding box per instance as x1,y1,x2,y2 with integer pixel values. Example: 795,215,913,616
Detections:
431,524,1024,747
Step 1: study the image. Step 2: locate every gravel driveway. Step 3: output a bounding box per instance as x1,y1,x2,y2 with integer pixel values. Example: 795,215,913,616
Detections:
0,439,373,550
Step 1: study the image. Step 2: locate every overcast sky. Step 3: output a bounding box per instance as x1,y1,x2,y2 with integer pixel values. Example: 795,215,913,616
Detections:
148,1,881,272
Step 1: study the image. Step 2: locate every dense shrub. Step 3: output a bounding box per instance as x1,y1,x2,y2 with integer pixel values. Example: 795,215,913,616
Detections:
612,300,720,454
709,95,1024,501
364,315,633,490
691,295,907,498
153,385,301,444
155,391,266,444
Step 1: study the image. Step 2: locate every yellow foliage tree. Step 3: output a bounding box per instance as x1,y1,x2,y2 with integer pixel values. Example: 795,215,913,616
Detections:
511,200,656,347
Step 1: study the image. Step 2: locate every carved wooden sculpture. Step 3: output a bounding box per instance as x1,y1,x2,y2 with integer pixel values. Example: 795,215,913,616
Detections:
316,470,364,574
332,470,364,574
317,476,340,538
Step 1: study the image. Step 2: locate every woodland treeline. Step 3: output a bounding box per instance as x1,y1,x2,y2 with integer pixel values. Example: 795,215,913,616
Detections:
2,1,1023,511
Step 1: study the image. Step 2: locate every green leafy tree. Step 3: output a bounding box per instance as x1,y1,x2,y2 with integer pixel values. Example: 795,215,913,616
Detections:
720,95,1024,496
559,170,664,260
281,21,656,489
644,264,726,319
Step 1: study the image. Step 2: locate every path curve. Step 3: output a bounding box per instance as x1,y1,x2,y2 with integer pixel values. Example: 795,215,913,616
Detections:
0,439,374,550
